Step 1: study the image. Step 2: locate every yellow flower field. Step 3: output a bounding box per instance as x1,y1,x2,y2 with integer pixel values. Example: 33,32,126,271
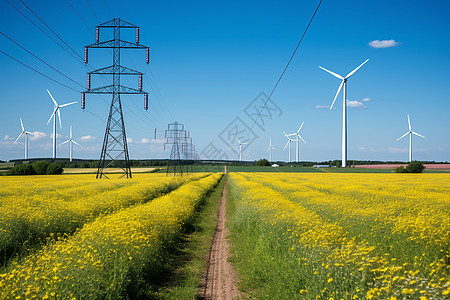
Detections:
0,173,207,265
228,172,450,299
0,173,222,299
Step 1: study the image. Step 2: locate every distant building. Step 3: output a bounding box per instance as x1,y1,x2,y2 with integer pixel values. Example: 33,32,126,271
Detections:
313,164,330,168
271,164,279,167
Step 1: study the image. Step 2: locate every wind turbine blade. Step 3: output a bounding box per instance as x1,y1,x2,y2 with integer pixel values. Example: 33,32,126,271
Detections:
59,101,77,108
318,66,344,80
297,122,304,133
47,89,58,107
24,131,34,135
330,81,343,110
345,59,369,79
73,140,82,147
59,140,70,146
412,131,426,139
241,142,248,145
57,108,62,129
266,147,270,153
407,115,411,131
298,134,307,144
14,132,23,144
396,132,409,141
283,140,289,150
283,131,289,138
20,117,24,131
235,137,241,144
46,108,57,125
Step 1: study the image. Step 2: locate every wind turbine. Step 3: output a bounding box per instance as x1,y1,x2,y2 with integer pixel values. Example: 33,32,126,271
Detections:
46,89,77,159
13,117,34,159
283,132,294,162
319,59,369,167
60,126,81,162
288,122,307,162
396,115,425,162
266,138,275,162
235,137,247,162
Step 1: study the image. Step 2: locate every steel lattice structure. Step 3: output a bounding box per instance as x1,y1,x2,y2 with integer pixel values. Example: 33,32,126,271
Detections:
82,18,150,179
164,122,195,176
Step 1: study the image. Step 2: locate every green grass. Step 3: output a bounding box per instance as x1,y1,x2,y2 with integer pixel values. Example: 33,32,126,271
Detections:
145,174,226,299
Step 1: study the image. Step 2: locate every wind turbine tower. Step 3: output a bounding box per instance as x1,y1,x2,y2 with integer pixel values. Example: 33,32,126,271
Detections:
46,90,76,159
60,126,81,162
13,117,34,159
235,137,247,162
288,122,307,162
319,59,369,167
396,115,425,162
283,132,294,162
266,138,275,162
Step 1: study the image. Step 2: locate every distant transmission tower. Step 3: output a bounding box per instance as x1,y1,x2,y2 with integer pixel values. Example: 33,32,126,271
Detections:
82,18,150,179
165,122,191,176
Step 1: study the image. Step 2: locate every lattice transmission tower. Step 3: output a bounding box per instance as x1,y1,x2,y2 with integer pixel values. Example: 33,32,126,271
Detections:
164,122,192,177
82,18,150,179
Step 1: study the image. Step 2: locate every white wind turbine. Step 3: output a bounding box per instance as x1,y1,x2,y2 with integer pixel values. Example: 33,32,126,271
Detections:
235,137,247,162
396,115,425,162
266,138,275,162
60,126,81,162
283,132,295,162
13,117,34,159
46,89,77,159
319,59,369,167
288,122,307,162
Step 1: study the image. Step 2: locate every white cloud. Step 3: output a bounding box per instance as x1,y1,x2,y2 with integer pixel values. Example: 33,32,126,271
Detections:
80,135,97,142
346,100,366,109
359,147,366,151
3,135,13,141
369,39,400,48
127,138,133,143
30,131,48,141
315,105,330,109
387,147,408,154
152,138,165,144
139,138,151,144
361,97,371,102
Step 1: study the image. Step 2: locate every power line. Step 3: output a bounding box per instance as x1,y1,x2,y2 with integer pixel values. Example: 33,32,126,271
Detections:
246,0,323,138
5,0,85,65
0,49,80,92
84,0,101,23
103,0,114,18
66,0,95,39
0,30,85,89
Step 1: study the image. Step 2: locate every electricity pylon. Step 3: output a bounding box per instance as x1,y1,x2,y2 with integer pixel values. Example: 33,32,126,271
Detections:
82,18,150,178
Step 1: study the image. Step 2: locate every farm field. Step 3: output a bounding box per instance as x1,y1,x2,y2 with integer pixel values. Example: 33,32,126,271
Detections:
227,172,450,299
0,172,222,298
62,167,159,174
0,173,208,266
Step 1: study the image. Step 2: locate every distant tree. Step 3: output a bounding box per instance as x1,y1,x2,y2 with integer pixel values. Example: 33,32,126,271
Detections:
32,161,50,175
255,159,270,166
405,161,426,173
394,166,405,173
47,162,64,175
8,164,37,175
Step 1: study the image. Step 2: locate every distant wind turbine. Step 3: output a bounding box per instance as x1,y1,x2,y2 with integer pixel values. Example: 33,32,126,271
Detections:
288,122,306,162
46,89,77,159
60,126,81,162
319,59,369,167
283,132,294,163
13,117,34,159
235,137,247,162
396,115,425,162
266,138,275,162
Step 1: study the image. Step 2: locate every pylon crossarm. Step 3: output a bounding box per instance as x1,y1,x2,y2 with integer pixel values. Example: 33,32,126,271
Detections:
86,39,147,49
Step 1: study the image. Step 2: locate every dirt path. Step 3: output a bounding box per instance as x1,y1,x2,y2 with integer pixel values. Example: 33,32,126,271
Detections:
199,182,240,299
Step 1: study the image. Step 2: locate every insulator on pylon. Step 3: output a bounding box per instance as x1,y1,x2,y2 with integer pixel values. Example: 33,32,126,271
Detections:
95,27,99,43
144,94,148,110
84,47,88,64
145,47,150,64
136,28,140,44
138,74,143,91
87,74,91,90
81,93,85,110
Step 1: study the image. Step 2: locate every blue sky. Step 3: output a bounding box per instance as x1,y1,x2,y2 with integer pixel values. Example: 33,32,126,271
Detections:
1,0,449,162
